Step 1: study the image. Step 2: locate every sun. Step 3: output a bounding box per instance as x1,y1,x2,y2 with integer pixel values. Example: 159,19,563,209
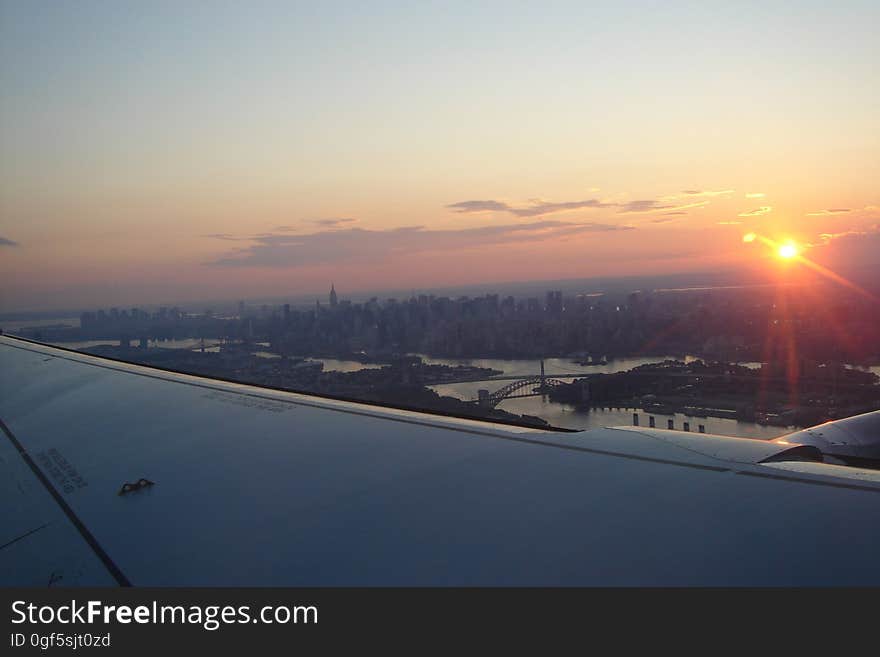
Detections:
777,242,799,259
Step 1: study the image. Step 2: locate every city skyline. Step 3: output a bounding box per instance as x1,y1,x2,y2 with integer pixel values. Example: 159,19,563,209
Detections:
17,280,880,435
2,1,879,311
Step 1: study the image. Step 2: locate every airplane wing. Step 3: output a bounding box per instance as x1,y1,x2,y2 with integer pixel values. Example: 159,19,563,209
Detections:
2,334,879,586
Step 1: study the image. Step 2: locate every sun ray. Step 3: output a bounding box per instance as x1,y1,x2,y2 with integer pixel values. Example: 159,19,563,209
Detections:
744,233,879,303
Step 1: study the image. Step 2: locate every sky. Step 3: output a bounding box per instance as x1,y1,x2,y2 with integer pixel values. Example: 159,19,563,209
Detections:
1,1,878,311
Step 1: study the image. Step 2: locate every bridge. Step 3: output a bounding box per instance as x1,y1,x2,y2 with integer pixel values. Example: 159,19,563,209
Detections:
472,360,570,409
477,375,568,408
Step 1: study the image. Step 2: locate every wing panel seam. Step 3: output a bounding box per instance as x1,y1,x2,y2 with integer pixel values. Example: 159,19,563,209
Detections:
0,417,131,586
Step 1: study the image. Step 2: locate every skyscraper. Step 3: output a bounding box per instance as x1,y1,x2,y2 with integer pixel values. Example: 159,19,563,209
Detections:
545,290,563,315
330,283,338,308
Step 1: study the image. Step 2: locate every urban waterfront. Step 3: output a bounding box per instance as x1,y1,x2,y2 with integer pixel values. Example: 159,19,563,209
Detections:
431,381,787,438
285,352,789,438
416,355,787,438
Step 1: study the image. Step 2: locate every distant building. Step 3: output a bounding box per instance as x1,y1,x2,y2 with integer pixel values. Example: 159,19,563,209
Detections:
545,290,563,315
330,283,338,308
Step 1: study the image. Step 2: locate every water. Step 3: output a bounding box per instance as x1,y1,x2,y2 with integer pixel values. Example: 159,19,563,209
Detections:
309,359,384,372
417,355,788,439
429,380,789,439
413,353,711,377
236,354,783,438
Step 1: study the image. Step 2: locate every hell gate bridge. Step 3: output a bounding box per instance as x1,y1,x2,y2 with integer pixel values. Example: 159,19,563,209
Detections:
475,360,568,409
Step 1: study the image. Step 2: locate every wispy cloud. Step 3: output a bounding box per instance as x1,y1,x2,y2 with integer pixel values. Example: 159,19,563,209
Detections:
738,206,772,217
312,217,357,227
744,192,765,199
617,199,673,213
202,233,244,241
717,220,744,225
447,199,612,217
446,200,510,213
619,199,708,214
805,208,850,216
209,221,634,268
804,225,880,273
0,236,17,247
810,224,880,246
804,225,880,268
272,218,358,231
449,192,720,218
675,189,734,198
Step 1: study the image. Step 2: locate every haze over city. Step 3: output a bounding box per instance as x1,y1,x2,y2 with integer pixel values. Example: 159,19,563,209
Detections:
1,1,878,311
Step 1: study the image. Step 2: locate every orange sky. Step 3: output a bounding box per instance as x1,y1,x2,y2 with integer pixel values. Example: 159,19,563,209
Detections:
1,3,878,311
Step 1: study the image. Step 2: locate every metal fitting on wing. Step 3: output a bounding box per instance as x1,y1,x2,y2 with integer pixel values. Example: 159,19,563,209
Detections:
118,478,155,496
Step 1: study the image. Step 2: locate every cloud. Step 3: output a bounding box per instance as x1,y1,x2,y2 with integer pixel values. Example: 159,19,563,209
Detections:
0,236,17,247
810,224,880,246
447,198,612,217
805,208,851,216
209,221,634,268
446,200,510,214
717,220,744,225
449,191,721,218
618,199,708,214
202,233,245,241
744,192,765,199
271,218,357,231
805,225,880,269
312,217,357,227
676,189,734,197
649,211,691,224
619,199,671,213
738,206,772,217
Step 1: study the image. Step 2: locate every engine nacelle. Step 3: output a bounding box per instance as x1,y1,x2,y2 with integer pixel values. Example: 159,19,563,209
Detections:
774,409,880,467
